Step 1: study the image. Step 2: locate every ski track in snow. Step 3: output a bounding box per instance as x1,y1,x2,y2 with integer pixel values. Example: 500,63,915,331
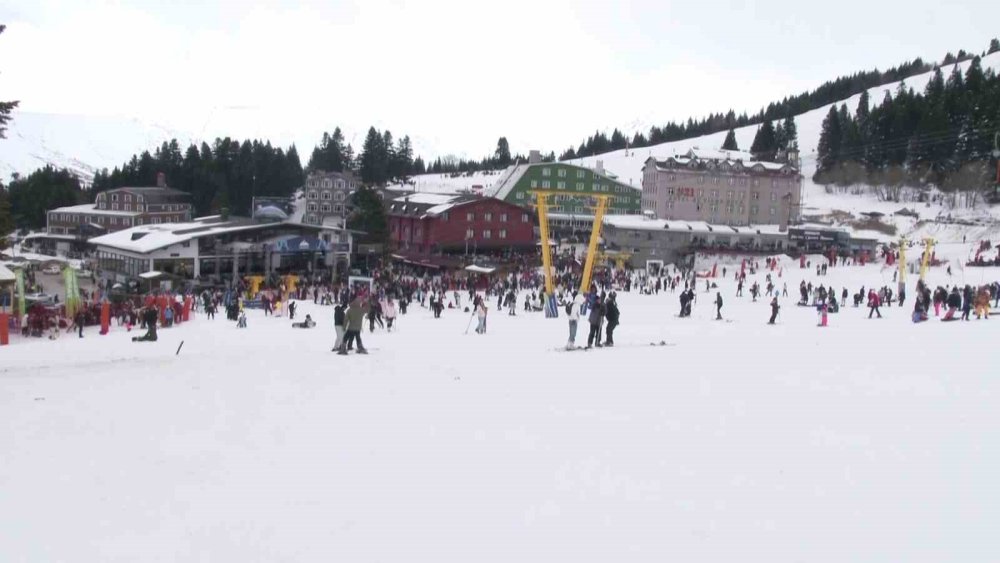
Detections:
2,257,1000,562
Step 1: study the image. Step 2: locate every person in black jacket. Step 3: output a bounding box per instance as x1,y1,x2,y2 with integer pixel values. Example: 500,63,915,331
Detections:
603,293,620,347
961,285,974,321
586,296,605,348
768,297,780,324
715,292,723,320
332,302,346,351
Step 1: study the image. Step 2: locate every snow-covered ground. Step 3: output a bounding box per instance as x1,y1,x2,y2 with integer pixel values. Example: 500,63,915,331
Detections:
3,256,999,561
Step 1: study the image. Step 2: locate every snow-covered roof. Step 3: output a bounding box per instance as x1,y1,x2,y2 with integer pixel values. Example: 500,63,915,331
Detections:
424,203,458,216
49,203,140,217
0,263,14,281
687,148,755,162
393,193,456,205
90,218,275,254
603,215,795,236
23,232,79,241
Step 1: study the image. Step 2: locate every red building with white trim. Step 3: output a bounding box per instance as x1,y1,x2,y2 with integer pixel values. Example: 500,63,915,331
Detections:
385,193,535,254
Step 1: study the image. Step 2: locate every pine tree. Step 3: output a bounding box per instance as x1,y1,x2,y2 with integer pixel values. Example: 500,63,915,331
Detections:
494,137,512,167
721,129,739,151
749,120,778,160
816,106,843,174
989,38,1000,55
0,187,14,246
359,127,385,186
781,115,798,151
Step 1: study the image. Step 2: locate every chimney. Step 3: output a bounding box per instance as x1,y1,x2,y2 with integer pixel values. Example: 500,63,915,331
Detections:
596,160,605,175
156,172,167,188
528,150,541,164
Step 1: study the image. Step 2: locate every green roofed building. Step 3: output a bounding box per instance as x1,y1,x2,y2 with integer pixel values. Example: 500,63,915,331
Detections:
485,151,641,217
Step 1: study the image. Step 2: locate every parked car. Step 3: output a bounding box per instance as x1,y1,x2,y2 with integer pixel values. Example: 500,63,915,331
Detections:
41,265,61,275
75,269,93,278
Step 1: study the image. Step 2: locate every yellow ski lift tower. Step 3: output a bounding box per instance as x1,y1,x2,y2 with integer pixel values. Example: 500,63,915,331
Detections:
919,238,935,281
898,237,907,284
533,191,610,299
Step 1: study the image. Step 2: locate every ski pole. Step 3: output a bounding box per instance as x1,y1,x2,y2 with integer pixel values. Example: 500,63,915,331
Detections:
464,309,476,334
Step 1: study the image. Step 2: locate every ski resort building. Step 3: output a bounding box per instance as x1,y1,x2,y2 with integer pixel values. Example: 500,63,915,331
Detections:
485,151,641,220
385,193,535,255
89,214,354,285
302,170,359,226
602,215,877,268
46,181,193,237
640,148,802,227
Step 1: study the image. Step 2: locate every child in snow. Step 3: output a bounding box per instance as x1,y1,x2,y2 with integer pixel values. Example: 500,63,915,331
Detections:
237,311,247,328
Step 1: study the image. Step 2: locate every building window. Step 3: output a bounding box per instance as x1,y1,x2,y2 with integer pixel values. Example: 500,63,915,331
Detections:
557,169,566,178
522,213,529,223
308,203,318,212
557,181,566,189
577,170,585,179
321,204,331,212
499,229,507,239
727,190,734,199
483,230,492,239
336,192,345,201
308,191,317,199
770,207,776,216
576,182,584,191
542,168,551,177
752,192,760,200
516,192,525,200
770,192,778,201
465,228,474,239
541,181,551,189
124,204,130,212
111,194,118,202
466,212,474,221
530,180,538,188
500,213,508,222
111,217,118,225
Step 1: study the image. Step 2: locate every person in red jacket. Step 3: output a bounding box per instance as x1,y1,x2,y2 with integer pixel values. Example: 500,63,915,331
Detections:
868,290,882,318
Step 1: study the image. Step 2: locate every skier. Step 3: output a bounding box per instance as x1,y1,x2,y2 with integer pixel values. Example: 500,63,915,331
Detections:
768,297,780,324
383,297,397,331
292,314,316,328
332,302,346,352
566,293,581,350
586,295,605,349
288,301,296,321
475,301,488,334
715,292,723,320
339,297,369,354
604,292,620,347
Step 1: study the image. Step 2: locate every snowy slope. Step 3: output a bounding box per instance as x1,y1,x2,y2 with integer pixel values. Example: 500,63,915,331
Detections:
0,112,195,186
398,52,1000,237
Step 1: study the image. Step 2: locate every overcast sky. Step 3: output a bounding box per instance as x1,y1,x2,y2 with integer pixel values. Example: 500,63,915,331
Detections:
2,0,998,160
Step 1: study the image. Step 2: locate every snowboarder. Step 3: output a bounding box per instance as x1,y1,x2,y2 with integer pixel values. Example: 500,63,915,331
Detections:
292,314,316,328
714,292,723,320
768,297,780,324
